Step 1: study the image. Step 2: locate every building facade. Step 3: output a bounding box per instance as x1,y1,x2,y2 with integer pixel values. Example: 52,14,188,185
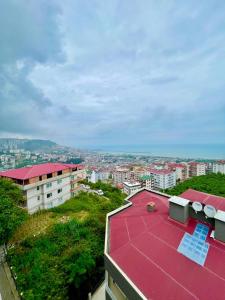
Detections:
213,160,225,174
113,168,131,184
188,162,206,177
123,181,141,195
0,163,86,214
147,169,176,190
89,169,110,183
167,163,188,181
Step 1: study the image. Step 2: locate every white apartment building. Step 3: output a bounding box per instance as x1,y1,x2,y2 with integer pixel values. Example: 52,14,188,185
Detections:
147,169,176,190
213,161,225,174
0,162,86,214
123,181,141,195
89,169,110,183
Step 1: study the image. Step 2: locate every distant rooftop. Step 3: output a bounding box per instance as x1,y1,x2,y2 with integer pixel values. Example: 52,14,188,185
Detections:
139,175,153,181
0,162,83,180
148,168,174,175
108,190,225,299
123,181,141,187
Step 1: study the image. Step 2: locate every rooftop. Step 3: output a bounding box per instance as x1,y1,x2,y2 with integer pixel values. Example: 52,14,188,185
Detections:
0,162,83,180
180,189,225,212
139,175,153,181
123,181,141,187
108,190,225,300
148,168,174,175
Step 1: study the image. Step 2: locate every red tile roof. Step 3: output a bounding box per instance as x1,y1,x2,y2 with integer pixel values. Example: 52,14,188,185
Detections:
109,190,225,300
0,163,83,180
180,189,225,212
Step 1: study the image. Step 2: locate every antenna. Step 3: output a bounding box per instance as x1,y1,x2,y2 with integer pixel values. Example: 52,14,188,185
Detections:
192,201,203,214
204,205,217,218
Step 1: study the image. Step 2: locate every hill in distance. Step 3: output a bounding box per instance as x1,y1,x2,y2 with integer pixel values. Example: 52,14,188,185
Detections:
0,138,58,152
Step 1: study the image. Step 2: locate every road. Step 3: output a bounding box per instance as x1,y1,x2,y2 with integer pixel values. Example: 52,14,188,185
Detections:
0,247,19,300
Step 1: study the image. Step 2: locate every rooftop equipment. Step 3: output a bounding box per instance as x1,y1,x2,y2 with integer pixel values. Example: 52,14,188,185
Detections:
192,201,203,214
204,205,217,218
169,196,190,223
214,210,225,243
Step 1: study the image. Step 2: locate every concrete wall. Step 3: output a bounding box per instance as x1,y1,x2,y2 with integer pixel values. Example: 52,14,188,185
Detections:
215,219,225,243
104,257,143,300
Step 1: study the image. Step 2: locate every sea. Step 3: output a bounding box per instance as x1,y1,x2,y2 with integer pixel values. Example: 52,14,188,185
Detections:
93,144,225,160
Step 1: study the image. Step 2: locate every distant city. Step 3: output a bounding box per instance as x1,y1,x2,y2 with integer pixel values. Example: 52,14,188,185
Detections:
1,138,225,199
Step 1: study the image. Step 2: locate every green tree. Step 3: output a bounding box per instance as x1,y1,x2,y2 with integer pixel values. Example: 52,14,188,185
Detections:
0,196,27,245
0,178,27,245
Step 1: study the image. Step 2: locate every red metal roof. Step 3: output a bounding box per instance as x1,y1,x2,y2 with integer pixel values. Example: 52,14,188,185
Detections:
109,190,225,300
180,189,225,212
0,163,83,180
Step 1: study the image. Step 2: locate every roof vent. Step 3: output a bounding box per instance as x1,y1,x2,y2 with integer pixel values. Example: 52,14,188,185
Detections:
147,202,156,212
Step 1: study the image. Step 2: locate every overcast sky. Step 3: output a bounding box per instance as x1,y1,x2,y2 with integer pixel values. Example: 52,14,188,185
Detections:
1,0,225,148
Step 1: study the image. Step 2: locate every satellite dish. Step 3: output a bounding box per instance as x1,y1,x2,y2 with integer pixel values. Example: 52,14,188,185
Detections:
204,205,217,218
192,201,203,213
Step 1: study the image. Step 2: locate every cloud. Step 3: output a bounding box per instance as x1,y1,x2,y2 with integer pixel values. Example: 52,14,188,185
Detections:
0,0,225,148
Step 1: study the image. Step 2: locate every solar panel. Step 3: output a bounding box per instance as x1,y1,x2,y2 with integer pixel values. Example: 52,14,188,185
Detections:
177,224,210,266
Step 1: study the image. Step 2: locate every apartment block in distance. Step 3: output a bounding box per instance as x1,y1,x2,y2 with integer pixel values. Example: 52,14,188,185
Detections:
167,162,188,181
213,160,225,174
105,189,225,299
113,167,131,184
188,162,206,177
147,168,176,190
0,162,86,214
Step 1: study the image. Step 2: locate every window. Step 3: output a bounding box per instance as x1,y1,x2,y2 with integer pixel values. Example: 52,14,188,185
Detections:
57,179,62,185
70,175,74,180
47,173,52,179
47,193,52,198
39,176,42,181
58,188,62,194
46,182,52,188
57,170,62,176
37,186,40,191
37,196,40,201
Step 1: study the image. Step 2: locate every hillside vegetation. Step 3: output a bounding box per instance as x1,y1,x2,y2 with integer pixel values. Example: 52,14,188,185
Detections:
0,179,27,245
6,182,125,300
165,173,225,197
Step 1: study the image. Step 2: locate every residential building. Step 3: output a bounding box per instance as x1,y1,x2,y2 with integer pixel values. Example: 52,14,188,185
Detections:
123,181,141,195
167,162,188,181
213,160,225,174
131,166,146,181
147,169,176,190
113,168,131,184
188,162,206,177
0,162,86,214
105,189,225,300
89,168,110,183
139,175,154,189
